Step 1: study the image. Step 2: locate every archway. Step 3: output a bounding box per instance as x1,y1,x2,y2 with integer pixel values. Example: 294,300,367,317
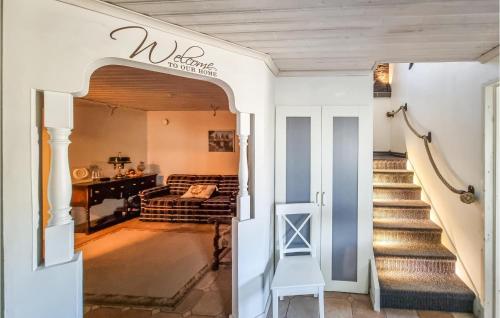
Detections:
41,59,250,317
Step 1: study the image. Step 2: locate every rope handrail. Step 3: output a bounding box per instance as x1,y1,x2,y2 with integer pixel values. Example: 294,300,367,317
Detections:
387,103,476,204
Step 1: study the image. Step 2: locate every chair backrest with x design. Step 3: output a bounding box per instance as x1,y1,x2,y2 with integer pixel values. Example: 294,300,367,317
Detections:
276,203,320,260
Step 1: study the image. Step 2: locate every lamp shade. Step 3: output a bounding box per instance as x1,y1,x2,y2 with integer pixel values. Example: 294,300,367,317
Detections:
108,155,131,164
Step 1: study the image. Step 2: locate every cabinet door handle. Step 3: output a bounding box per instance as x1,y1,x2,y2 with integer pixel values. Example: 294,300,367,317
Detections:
315,192,320,205
321,192,326,206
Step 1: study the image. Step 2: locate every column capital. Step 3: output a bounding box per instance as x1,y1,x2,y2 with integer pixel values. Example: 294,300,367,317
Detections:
44,91,73,129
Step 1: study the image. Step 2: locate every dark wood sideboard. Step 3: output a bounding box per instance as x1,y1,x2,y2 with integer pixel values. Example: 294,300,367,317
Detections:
72,174,157,233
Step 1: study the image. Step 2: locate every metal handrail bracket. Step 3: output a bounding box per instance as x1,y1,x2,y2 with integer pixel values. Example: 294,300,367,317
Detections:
386,103,475,204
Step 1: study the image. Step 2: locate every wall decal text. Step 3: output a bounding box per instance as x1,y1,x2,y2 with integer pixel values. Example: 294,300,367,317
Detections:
110,26,218,77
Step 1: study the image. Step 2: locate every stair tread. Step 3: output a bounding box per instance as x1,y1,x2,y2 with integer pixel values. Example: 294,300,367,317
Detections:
374,200,430,209
374,156,407,161
378,270,474,297
374,241,456,260
373,183,421,189
373,169,413,174
374,219,441,231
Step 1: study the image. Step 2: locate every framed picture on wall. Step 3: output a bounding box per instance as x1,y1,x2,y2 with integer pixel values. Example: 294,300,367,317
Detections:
208,130,235,152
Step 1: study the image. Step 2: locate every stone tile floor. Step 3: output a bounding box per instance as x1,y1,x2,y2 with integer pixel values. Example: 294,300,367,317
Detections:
85,263,232,318
85,289,475,318
265,293,475,318
80,221,474,318
81,220,232,318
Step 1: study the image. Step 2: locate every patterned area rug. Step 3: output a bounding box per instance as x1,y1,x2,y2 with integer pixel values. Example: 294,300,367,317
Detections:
80,227,215,308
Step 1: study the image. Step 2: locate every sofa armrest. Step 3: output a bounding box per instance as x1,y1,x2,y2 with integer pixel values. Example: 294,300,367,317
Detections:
229,190,239,203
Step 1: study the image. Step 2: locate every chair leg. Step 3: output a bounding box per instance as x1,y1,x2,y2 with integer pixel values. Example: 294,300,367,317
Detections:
318,288,324,318
272,289,279,318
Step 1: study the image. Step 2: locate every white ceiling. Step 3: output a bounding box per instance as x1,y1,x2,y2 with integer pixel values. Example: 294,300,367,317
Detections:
105,0,499,73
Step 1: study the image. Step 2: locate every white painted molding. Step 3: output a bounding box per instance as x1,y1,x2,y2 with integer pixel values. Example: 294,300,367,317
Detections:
231,218,239,318
256,293,271,318
57,0,279,75
369,256,381,312
477,46,499,64
46,127,73,226
237,112,251,221
474,297,484,318
44,91,74,129
278,69,372,77
44,91,75,266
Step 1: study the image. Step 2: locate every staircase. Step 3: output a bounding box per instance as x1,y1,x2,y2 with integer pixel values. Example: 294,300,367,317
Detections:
373,154,475,312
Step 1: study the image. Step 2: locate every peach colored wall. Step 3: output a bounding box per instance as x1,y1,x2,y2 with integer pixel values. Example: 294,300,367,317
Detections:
147,111,238,182
70,99,148,224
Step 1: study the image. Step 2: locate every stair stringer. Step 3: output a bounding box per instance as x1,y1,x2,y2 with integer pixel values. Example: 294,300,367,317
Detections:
406,159,479,300
369,253,381,312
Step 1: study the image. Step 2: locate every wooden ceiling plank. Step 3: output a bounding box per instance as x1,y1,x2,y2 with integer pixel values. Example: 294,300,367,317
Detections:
111,0,497,15
177,14,498,34
152,2,498,26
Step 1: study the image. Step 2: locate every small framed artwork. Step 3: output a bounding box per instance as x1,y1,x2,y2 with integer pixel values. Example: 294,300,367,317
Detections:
208,130,235,152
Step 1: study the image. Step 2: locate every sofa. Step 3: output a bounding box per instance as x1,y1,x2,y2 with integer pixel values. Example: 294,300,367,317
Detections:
139,174,238,223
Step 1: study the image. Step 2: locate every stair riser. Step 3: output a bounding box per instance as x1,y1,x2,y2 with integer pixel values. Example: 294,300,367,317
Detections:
376,257,455,274
374,207,430,220
374,229,441,244
380,291,474,313
373,173,413,183
373,188,421,200
373,159,407,170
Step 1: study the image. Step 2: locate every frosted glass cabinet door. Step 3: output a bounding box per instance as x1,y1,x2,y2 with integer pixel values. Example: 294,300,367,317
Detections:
275,107,322,257
320,106,371,293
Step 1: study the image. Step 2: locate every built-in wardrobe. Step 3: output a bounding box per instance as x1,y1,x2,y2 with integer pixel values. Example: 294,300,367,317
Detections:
275,105,372,293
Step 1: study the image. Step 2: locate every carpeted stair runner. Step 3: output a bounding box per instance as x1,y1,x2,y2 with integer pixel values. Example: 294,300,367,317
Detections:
373,155,475,312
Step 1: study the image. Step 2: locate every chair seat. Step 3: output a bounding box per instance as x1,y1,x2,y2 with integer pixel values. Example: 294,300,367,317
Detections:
271,256,325,290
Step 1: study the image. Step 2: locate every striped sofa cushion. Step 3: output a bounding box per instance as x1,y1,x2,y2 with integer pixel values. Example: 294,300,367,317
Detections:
194,175,222,185
166,174,196,195
219,175,239,195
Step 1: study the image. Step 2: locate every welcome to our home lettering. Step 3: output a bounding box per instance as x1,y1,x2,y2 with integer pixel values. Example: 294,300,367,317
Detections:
110,26,218,78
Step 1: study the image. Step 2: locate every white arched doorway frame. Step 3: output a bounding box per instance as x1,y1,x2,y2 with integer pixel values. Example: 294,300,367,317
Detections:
39,57,253,317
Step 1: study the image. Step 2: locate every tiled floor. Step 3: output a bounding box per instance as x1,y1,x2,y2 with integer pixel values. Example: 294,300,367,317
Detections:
266,293,475,318
79,220,474,318
84,291,475,318
81,219,232,318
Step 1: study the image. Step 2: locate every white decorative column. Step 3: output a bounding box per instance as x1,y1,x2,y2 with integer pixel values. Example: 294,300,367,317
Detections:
237,112,251,221
44,91,75,266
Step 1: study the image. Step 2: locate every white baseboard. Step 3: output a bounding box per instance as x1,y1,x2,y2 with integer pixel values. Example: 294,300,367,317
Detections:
473,297,483,318
256,293,271,318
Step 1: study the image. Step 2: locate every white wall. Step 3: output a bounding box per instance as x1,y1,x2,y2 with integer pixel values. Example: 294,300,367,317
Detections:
391,60,499,303
373,97,394,152
3,0,275,317
275,75,372,106
146,111,238,180
69,99,147,225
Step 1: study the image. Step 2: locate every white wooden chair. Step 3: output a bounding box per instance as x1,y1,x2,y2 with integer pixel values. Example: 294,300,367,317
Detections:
271,203,325,318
